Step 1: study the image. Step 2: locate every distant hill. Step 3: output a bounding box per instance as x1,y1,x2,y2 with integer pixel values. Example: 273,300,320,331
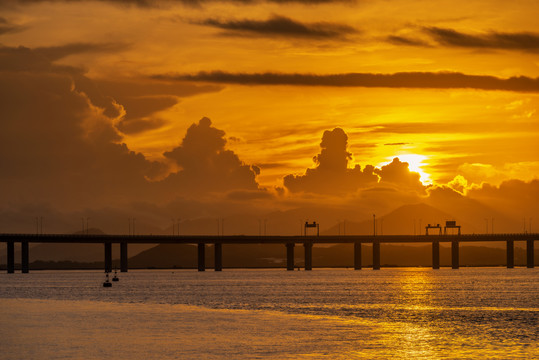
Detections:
126,242,539,269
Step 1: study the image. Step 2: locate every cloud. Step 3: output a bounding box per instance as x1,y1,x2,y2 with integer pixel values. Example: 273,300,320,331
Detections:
226,189,274,201
386,35,430,47
34,42,131,61
374,158,426,194
388,27,539,53
0,45,253,208
156,71,539,92
95,78,222,134
0,45,166,208
162,117,260,194
283,128,379,194
423,27,539,53
199,15,358,40
0,16,24,35
114,96,177,134
5,0,354,8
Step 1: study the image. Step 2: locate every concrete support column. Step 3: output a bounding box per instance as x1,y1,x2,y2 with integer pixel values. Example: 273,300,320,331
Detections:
21,241,29,273
286,243,295,271
506,240,514,269
120,242,128,272
104,242,112,273
304,242,312,271
373,239,380,270
214,243,222,271
432,240,440,269
7,241,14,274
354,242,362,270
451,239,459,269
527,239,535,268
198,243,206,272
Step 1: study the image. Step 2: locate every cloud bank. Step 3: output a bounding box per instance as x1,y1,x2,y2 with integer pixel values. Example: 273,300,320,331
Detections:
156,71,539,92
4,0,354,8
0,45,259,208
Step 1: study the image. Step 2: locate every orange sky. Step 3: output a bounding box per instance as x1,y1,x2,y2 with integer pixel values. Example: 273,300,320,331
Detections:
0,0,538,233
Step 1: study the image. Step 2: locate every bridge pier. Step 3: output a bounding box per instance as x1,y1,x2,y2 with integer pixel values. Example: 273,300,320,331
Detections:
7,240,14,273
214,243,222,271
373,239,380,270
198,243,205,271
104,242,112,273
354,242,362,270
286,243,294,270
120,242,128,272
432,240,440,269
451,239,459,269
21,241,29,273
506,240,514,269
304,242,312,271
527,239,534,268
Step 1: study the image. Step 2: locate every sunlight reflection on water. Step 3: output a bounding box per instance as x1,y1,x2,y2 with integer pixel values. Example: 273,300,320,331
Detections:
0,268,537,359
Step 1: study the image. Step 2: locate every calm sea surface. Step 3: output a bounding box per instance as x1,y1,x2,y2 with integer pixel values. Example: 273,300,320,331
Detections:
0,268,538,359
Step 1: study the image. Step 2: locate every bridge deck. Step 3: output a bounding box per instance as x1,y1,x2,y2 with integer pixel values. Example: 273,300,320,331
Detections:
1,233,538,244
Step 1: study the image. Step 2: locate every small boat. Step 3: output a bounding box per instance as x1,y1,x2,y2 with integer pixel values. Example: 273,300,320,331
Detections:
112,270,119,282
103,273,112,287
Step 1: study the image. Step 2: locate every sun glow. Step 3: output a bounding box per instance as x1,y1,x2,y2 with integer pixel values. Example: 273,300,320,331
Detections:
392,154,432,185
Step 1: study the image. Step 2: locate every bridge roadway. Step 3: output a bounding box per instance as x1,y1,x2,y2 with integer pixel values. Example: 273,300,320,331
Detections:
1,233,537,273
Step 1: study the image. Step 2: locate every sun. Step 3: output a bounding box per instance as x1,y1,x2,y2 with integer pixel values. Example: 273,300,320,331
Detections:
391,154,432,185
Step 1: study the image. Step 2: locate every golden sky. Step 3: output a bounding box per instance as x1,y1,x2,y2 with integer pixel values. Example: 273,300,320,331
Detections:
0,0,538,232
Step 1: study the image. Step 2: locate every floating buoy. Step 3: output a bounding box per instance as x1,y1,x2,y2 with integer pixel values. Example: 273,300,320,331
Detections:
103,273,112,287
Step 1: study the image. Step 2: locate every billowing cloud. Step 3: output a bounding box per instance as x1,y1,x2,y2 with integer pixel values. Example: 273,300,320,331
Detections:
156,71,539,92
199,15,358,40
283,128,428,195
374,158,426,194
0,45,164,208
283,128,379,194
162,117,261,194
0,44,257,208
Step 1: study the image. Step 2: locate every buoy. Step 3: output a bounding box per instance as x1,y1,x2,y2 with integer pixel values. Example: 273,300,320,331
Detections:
103,273,112,287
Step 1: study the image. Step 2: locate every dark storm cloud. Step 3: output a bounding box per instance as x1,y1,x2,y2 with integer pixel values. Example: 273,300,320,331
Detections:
156,71,539,92
199,15,358,39
423,26,539,52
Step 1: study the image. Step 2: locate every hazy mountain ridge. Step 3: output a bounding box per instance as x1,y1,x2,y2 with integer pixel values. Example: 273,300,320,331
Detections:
0,201,534,265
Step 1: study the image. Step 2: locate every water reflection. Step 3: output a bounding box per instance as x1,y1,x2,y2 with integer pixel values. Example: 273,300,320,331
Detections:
0,268,537,359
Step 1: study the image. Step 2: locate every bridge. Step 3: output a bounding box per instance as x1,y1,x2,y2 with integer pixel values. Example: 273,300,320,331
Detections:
1,232,537,273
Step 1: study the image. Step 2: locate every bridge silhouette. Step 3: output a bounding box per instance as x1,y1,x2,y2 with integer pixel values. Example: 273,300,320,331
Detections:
1,232,537,273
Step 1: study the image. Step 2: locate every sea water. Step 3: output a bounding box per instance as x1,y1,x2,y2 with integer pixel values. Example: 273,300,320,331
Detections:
0,268,537,359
